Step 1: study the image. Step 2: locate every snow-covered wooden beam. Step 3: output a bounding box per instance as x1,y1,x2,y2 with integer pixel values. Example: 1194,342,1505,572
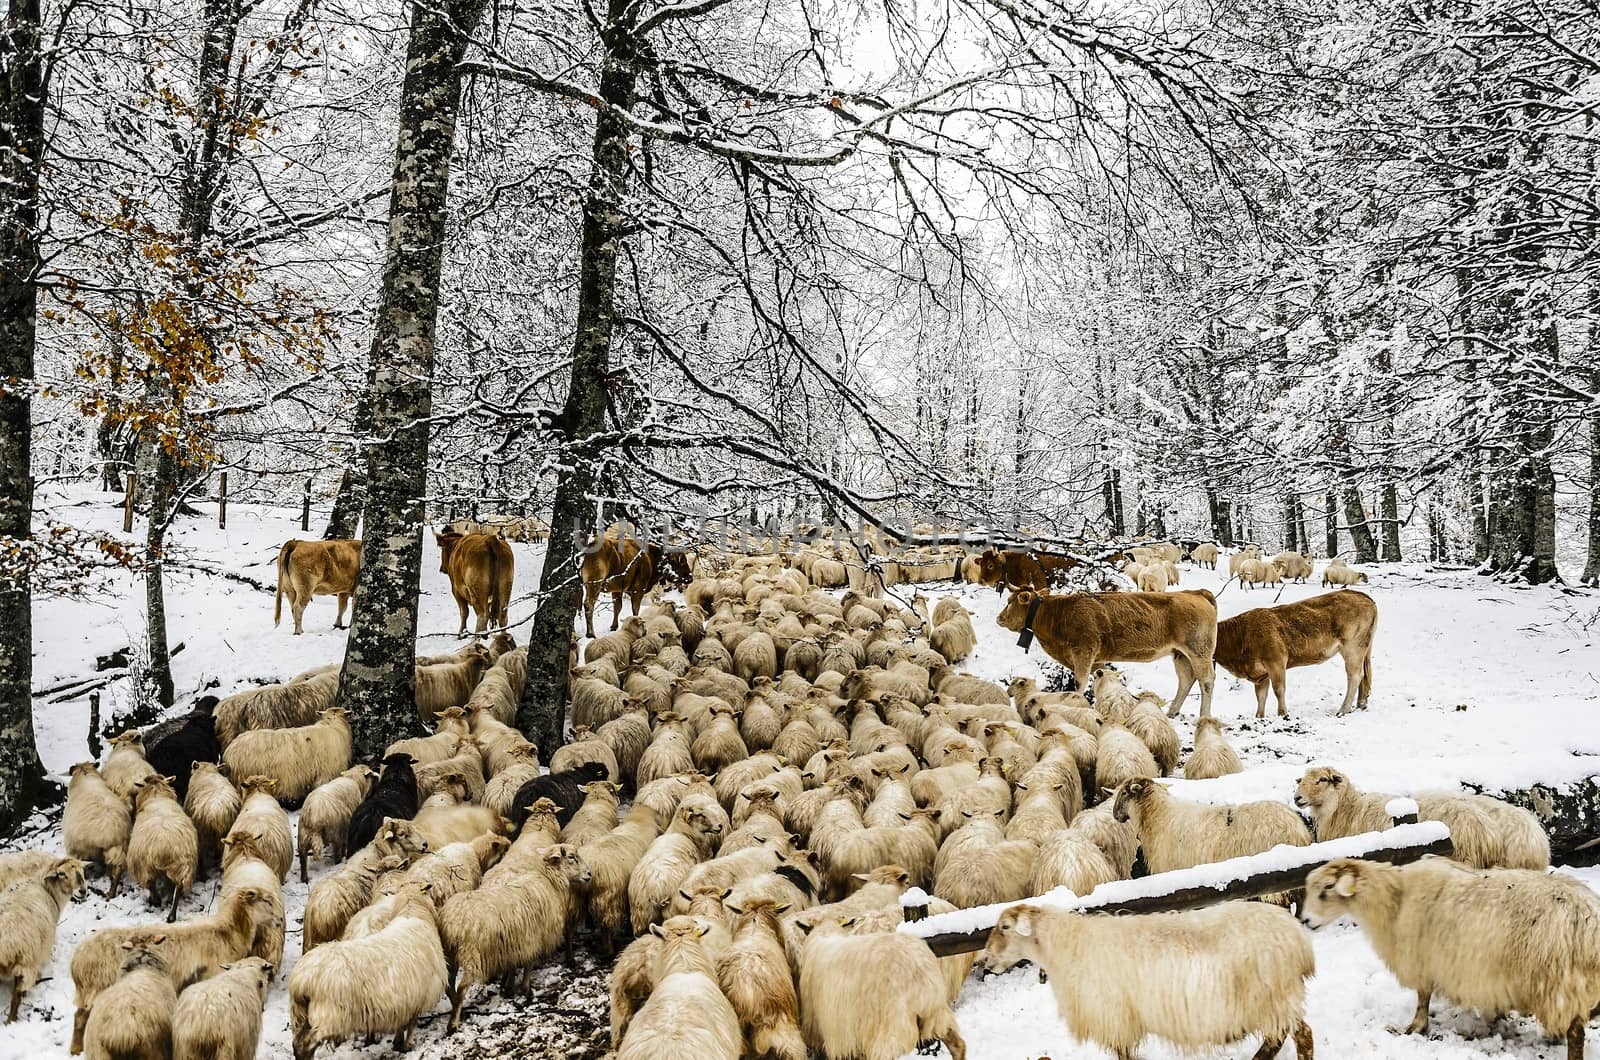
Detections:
898,822,1452,958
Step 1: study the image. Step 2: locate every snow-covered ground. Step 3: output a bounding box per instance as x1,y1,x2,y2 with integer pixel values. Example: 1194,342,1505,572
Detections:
5,485,1600,1059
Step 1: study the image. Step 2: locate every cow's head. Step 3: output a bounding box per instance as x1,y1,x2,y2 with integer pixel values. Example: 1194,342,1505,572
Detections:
433,529,465,572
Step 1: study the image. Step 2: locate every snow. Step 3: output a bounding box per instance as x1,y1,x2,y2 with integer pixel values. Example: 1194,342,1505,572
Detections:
899,886,931,908
1387,797,1420,818
901,823,1450,940
5,500,1600,1060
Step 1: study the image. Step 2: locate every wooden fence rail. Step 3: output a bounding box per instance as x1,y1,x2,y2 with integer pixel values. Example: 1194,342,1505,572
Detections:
899,821,1452,958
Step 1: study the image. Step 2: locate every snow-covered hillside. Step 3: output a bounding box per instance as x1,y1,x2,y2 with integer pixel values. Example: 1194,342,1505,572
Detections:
4,486,1599,1060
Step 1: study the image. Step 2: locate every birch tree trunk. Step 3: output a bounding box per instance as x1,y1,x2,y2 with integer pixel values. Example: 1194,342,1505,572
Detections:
515,14,640,760
1342,486,1379,563
0,0,48,832
336,0,486,759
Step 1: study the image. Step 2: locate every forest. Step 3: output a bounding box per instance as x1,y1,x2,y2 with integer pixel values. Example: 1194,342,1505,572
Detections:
1,0,1598,834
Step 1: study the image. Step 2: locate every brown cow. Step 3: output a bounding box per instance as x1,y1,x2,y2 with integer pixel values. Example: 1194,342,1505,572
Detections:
436,531,514,635
580,533,664,639
996,588,1219,717
1214,591,1377,718
274,539,361,635
972,548,1080,592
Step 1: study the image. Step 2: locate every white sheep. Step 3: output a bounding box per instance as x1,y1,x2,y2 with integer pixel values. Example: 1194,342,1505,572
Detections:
979,901,1314,1059
1294,766,1549,869
184,762,241,873
441,844,591,1031
1027,831,1119,898
296,764,377,882
289,882,448,1057
1306,856,1600,1054
127,775,199,922
798,915,966,1060
1183,716,1243,780
1112,777,1309,876
221,707,352,804
582,804,664,948
1322,564,1369,587
226,776,293,883
1094,724,1157,795
214,672,337,746
0,857,83,1021
64,762,131,897
716,898,804,1060
619,915,743,1060
218,830,287,970
170,955,272,1060
629,799,725,934
101,731,157,800
82,944,178,1060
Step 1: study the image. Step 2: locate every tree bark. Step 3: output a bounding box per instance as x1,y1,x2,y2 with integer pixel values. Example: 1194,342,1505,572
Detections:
139,448,177,711
0,0,49,833
1584,378,1600,586
1379,481,1402,561
1324,490,1338,557
1206,487,1232,547
336,0,487,760
1342,486,1379,563
1293,495,1310,556
515,14,640,761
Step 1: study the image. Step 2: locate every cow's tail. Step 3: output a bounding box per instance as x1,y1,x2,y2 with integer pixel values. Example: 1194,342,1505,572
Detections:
274,541,296,627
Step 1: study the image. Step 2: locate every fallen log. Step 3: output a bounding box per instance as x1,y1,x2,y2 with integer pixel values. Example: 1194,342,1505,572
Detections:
899,821,1452,958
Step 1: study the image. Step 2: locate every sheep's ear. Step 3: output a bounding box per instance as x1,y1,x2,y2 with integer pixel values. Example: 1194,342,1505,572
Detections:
1012,909,1034,937
839,916,858,929
772,902,791,915
1328,774,1343,787
1334,871,1359,898
719,887,732,900
851,872,870,883
678,889,692,903
795,919,814,936
1100,787,1116,799
649,923,666,938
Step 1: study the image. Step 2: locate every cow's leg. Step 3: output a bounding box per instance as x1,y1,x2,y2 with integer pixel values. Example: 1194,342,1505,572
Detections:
334,593,350,629
1359,647,1373,709
582,583,598,640
630,591,645,617
473,595,488,634
1168,653,1196,718
1252,678,1270,719
452,589,469,636
1271,668,1289,717
291,594,307,636
1336,646,1364,716
1191,652,1217,718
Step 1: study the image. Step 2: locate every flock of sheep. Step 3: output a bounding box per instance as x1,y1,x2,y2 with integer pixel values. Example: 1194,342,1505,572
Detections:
0,534,1596,1060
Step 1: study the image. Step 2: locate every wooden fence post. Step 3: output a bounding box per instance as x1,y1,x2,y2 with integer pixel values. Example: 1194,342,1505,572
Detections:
87,691,102,761
122,472,136,532
218,470,228,529
301,479,311,532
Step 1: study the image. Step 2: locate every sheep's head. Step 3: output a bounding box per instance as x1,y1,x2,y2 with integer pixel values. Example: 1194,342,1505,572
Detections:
979,904,1045,974
1302,858,1373,926
68,761,100,781
45,858,87,901
542,844,591,887
133,775,180,808
221,956,274,999
376,818,430,858
474,833,511,870
318,707,350,725
1111,777,1159,823
1294,766,1347,811
110,730,145,751
1194,716,1225,738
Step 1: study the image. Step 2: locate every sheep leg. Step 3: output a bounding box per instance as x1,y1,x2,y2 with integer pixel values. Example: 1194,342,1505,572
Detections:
167,877,183,923
299,845,309,885
71,1007,87,1054
1249,1035,1285,1059
1391,991,1430,1035
446,978,468,1034
940,1026,967,1060
393,1018,416,1052
1567,1018,1584,1060
1293,1019,1314,1058
105,863,123,899
7,975,21,1022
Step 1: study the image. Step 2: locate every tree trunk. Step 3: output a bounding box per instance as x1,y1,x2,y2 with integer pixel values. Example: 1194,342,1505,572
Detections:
0,0,49,833
1282,494,1297,552
325,345,379,540
1206,488,1232,547
139,449,177,711
515,23,641,761
1110,469,1125,537
335,0,487,760
1293,495,1310,556
1584,384,1600,586
1379,481,1402,561
1324,490,1338,557
1342,486,1379,563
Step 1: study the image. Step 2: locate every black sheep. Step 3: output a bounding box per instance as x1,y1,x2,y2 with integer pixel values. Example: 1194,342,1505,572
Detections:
346,753,419,852
510,761,609,830
143,696,220,799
